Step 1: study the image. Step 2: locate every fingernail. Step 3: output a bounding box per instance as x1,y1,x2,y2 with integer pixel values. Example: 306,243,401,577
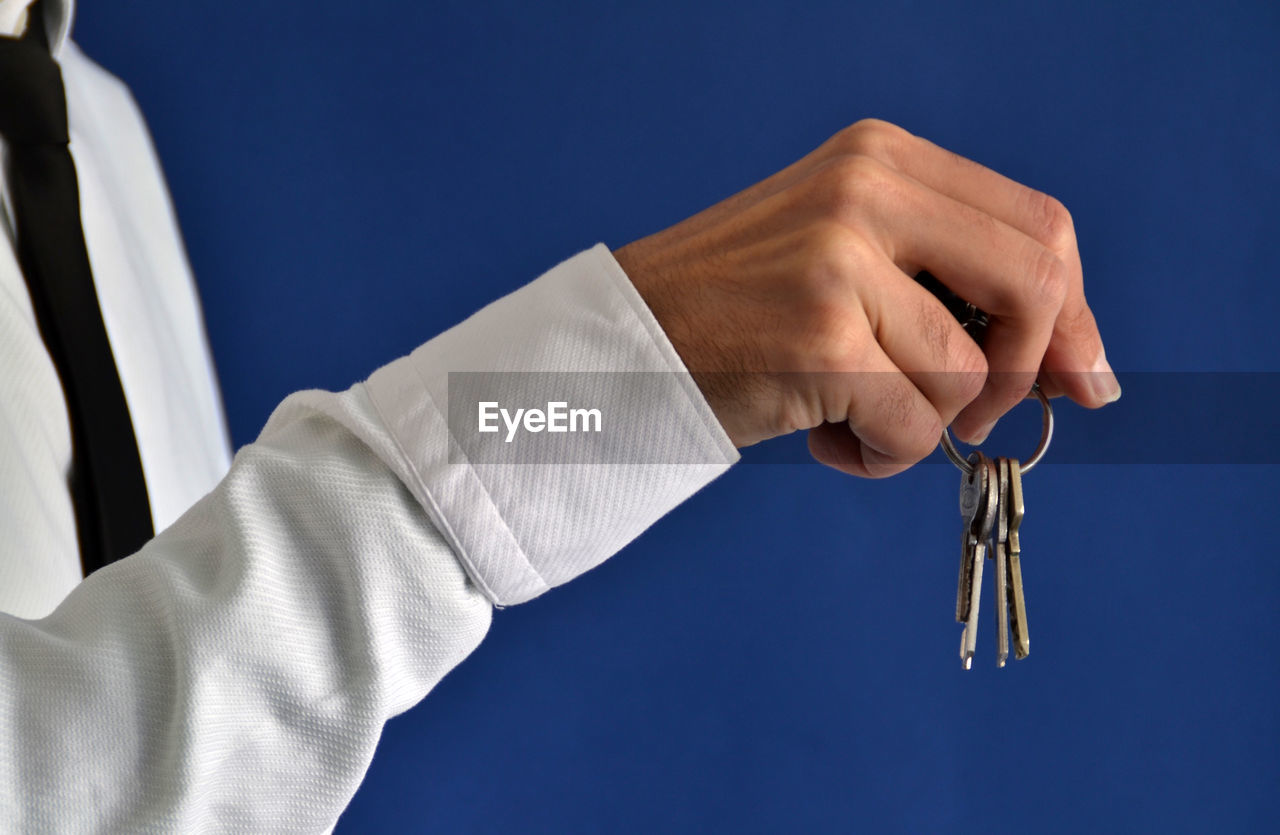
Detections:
1091,350,1121,404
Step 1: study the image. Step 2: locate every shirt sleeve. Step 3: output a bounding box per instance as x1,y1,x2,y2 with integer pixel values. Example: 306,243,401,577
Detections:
0,245,739,832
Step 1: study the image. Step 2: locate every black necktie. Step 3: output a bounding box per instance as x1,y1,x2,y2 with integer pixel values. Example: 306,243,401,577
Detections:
0,6,153,574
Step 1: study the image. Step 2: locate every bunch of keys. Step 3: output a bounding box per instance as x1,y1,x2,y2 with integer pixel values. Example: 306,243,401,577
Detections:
915,272,1054,669
949,428,1047,668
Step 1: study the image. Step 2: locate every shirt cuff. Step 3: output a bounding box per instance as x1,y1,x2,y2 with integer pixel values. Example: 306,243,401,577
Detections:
364,244,739,606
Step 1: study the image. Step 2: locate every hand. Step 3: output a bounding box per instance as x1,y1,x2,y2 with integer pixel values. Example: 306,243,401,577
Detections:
614,119,1119,478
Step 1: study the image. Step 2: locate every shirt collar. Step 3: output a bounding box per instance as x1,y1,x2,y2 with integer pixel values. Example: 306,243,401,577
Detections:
43,0,72,55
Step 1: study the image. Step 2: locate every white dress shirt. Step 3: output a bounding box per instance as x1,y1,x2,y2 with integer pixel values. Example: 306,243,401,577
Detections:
0,1,738,830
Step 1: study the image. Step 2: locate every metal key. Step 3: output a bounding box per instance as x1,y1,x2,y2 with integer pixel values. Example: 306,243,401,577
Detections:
955,453,986,624
1006,457,1030,660
993,457,1011,667
959,454,998,669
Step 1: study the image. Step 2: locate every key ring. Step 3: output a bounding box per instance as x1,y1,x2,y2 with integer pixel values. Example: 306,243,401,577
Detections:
941,383,1053,476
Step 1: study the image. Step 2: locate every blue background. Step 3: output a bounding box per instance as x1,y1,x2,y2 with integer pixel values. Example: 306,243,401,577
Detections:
75,1,1278,832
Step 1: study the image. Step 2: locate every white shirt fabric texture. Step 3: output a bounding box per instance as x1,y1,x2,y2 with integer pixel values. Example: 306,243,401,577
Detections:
0,1,740,830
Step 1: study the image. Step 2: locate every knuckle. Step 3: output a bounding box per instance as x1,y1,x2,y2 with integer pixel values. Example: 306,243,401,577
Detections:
859,385,942,478
882,387,940,451
1024,190,1076,251
836,118,906,159
783,225,871,371
952,341,989,400
898,412,944,466
774,237,861,367
797,223,859,293
954,337,990,377
807,219,859,260
1028,245,1070,307
813,154,897,218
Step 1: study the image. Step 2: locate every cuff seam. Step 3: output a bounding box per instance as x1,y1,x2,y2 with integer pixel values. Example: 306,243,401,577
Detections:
365,369,548,608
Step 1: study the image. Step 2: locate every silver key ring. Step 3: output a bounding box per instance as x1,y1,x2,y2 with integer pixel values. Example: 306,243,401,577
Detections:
941,383,1053,476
